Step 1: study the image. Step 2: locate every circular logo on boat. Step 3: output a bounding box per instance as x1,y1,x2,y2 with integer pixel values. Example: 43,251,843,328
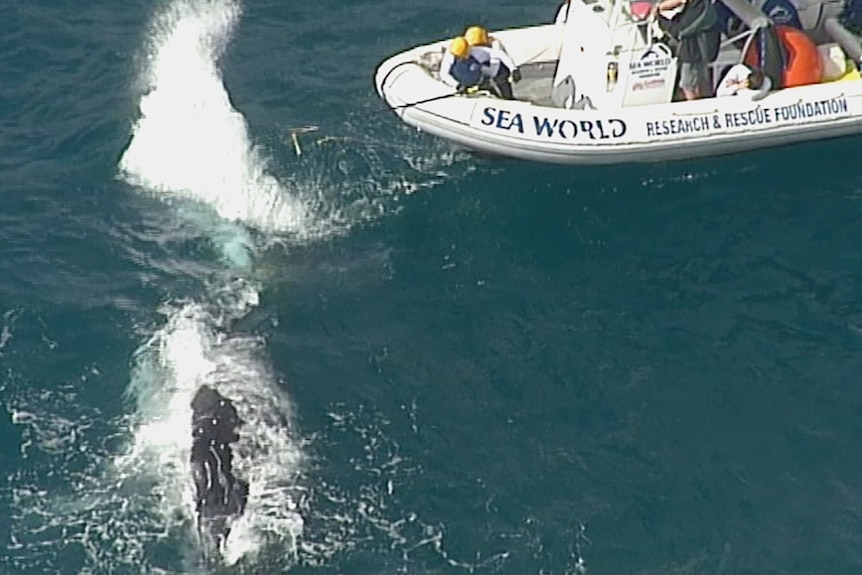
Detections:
629,44,672,89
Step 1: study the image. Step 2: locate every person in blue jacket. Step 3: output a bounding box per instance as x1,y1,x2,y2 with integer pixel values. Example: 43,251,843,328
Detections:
442,35,520,99
442,36,486,93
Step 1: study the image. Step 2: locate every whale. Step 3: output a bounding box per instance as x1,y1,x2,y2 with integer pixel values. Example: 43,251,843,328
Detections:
190,384,249,556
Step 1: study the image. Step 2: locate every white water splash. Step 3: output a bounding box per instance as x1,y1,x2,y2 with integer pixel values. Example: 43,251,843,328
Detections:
117,0,475,257
118,0,308,238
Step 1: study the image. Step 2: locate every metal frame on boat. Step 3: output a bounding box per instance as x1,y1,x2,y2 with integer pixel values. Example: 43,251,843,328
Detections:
374,0,862,164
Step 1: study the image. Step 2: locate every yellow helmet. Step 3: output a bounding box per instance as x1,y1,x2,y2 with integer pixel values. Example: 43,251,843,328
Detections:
465,26,490,47
449,36,470,59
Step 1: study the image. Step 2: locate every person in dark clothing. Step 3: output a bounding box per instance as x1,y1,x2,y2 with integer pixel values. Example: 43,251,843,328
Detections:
652,0,721,99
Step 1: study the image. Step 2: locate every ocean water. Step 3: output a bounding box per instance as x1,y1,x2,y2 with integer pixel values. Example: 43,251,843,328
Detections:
3,0,862,574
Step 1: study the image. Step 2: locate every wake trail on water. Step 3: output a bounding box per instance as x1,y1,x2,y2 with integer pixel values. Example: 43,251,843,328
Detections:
83,0,480,570
115,0,317,569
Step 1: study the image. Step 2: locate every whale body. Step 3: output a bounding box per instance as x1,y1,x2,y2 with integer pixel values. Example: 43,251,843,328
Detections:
190,384,249,555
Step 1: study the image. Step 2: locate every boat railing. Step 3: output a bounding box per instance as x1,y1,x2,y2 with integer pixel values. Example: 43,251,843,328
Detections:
716,0,772,66
718,0,772,31
736,26,763,67
824,16,862,63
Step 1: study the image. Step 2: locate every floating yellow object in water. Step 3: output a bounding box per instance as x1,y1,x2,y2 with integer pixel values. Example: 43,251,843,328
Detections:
284,125,319,156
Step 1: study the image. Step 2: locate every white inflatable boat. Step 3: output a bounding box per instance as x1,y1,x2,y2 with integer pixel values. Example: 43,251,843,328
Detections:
374,0,862,164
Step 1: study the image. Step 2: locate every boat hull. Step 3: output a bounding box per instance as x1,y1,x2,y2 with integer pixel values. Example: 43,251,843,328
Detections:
375,29,862,165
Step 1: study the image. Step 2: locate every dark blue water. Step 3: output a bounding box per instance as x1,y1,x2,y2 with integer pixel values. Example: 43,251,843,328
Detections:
3,0,862,573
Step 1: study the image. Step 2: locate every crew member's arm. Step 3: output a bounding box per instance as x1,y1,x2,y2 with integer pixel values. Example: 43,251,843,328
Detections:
491,46,518,76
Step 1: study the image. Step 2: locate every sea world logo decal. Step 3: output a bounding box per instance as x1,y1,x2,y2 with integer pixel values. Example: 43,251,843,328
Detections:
476,106,627,141
629,45,673,81
644,95,850,138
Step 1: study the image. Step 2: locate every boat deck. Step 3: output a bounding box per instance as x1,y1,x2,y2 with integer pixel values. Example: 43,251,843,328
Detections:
512,62,558,105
